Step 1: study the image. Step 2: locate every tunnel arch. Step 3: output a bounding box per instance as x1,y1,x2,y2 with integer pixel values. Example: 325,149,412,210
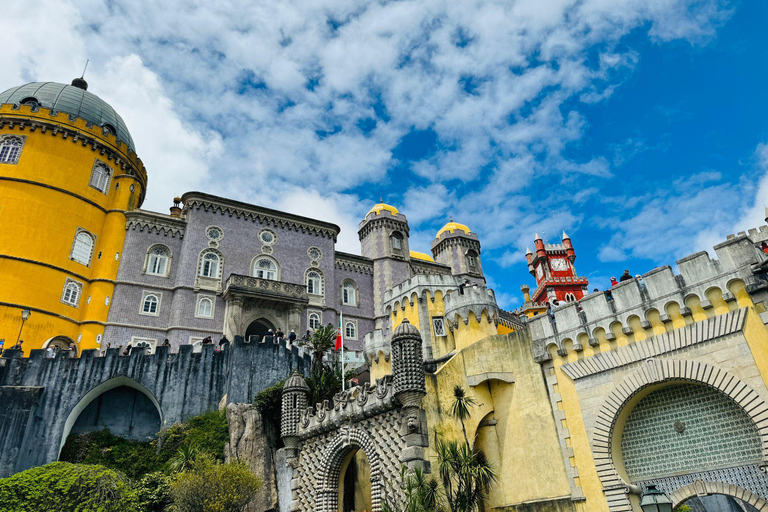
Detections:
59,376,164,456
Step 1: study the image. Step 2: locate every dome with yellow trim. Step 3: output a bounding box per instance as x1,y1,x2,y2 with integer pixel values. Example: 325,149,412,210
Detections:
436,221,471,238
409,250,434,262
367,202,400,216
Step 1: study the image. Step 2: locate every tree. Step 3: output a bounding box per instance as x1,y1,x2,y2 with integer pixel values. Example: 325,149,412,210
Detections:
168,444,201,474
169,454,262,512
0,461,138,512
302,324,337,376
449,386,477,447
435,438,496,512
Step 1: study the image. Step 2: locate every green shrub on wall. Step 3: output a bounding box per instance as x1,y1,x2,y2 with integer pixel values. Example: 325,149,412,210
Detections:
0,462,137,512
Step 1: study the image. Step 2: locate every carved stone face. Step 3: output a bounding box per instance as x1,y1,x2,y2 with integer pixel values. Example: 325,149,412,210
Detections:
407,415,419,432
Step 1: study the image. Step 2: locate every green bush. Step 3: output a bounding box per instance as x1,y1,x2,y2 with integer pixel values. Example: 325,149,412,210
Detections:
0,461,137,512
157,410,229,464
169,455,262,512
59,430,162,479
133,471,172,512
253,379,285,436
60,409,230,480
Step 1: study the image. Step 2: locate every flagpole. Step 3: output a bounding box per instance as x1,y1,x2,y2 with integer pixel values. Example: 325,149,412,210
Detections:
340,311,345,391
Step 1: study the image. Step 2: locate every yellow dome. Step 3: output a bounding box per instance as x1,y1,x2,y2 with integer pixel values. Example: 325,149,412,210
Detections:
409,250,434,262
436,221,471,238
367,203,399,216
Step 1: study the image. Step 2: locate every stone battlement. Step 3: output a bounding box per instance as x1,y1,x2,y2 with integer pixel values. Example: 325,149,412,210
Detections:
296,376,398,439
443,284,499,326
528,232,767,362
382,273,461,307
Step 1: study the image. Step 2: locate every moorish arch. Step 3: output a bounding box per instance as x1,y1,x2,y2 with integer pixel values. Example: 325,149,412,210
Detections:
591,358,768,511
670,480,768,511
315,427,384,512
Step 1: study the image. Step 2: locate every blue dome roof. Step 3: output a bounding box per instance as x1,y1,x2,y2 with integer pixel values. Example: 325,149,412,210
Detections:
0,81,135,152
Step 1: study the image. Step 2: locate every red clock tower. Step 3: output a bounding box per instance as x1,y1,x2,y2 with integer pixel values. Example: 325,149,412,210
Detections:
525,232,588,304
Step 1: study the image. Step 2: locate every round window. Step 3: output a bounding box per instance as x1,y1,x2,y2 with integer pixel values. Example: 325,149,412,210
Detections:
308,247,321,261
206,227,222,241
260,229,276,245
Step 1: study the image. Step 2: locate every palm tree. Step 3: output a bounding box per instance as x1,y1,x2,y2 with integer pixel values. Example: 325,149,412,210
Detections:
168,444,200,473
449,386,477,447
383,466,445,512
435,437,496,512
301,324,337,376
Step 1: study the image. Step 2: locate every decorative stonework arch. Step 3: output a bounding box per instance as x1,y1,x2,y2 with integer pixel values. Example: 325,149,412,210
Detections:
592,358,768,511
670,480,768,511
315,427,384,512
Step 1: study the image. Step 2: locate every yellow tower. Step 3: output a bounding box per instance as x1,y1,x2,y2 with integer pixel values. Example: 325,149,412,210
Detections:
0,79,147,355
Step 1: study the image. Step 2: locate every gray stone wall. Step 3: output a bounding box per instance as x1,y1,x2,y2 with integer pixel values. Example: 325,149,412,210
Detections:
0,336,310,477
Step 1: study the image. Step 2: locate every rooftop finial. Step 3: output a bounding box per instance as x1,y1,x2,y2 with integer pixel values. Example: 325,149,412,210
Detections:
450,215,453,222
71,61,89,91
379,197,383,203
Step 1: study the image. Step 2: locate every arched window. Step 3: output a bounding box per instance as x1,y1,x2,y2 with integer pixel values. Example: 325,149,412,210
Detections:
467,250,478,268
142,294,159,314
146,245,171,276
253,257,278,280
70,230,95,266
390,232,403,251
308,312,321,330
0,136,23,164
342,281,357,306
565,293,576,303
197,297,213,318
200,251,221,278
61,279,82,307
345,321,356,339
102,123,116,136
89,162,112,194
306,270,323,295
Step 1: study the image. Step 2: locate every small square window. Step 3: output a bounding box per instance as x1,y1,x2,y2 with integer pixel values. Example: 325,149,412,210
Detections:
432,317,446,337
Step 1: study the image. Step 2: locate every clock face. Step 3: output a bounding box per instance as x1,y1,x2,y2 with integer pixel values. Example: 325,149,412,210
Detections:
551,258,568,271
536,264,544,279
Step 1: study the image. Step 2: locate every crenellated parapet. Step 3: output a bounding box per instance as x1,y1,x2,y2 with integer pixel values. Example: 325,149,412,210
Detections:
528,232,767,362
383,273,460,312
363,328,390,364
443,283,500,328
125,209,187,238
295,376,398,439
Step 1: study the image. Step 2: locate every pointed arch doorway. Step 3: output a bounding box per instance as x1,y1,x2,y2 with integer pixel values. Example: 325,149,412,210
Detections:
245,318,276,341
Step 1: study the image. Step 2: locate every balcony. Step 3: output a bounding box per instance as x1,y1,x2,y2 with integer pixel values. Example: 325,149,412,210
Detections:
223,274,309,307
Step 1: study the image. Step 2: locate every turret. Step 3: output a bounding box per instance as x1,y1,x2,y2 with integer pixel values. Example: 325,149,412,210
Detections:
526,247,534,274
432,221,485,285
521,284,532,304
534,233,546,260
391,319,426,409
281,371,309,454
563,231,575,263
358,201,412,329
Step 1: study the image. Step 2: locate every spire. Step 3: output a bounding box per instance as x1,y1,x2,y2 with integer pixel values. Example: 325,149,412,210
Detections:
525,246,532,255
534,233,542,241
562,231,569,240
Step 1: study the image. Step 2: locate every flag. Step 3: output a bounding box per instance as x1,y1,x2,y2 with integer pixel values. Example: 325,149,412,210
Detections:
335,316,343,351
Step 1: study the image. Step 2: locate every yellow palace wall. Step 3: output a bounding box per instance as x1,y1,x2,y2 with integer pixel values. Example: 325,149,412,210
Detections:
0,104,145,353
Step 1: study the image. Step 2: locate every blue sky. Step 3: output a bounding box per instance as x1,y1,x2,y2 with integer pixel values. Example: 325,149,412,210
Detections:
3,0,767,309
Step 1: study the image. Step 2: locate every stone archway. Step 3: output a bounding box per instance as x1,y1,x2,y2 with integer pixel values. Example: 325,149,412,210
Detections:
591,358,768,511
670,480,768,511
245,318,276,341
43,336,76,356
316,427,384,512
59,376,164,455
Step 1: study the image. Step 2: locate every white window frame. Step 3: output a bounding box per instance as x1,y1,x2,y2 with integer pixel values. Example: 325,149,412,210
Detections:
190,337,205,353
139,291,162,317
342,280,357,306
145,244,171,277
199,250,222,278
130,337,157,354
0,135,25,164
252,256,279,280
432,317,446,337
308,310,322,330
195,295,215,319
89,160,112,194
61,278,83,307
467,252,477,268
345,320,358,340
306,269,323,296
565,293,576,303
70,229,96,266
